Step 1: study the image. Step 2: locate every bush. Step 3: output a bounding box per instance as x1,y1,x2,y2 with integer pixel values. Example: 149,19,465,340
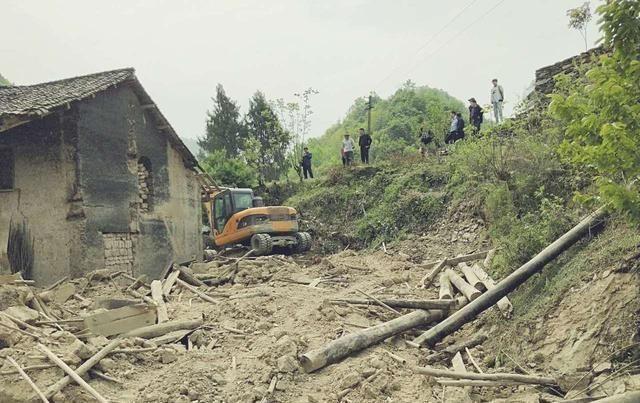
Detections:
200,150,257,188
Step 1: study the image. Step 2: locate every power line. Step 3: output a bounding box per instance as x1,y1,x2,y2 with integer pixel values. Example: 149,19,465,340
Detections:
374,0,480,88
404,0,507,76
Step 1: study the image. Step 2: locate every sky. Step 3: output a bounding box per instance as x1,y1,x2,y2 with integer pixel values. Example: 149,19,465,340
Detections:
1,0,602,146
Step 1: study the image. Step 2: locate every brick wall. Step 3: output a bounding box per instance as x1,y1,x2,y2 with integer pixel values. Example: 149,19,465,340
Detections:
103,232,136,274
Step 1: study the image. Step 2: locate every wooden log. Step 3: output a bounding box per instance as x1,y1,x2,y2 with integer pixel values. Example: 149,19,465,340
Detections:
177,266,206,287
162,270,180,297
420,334,487,361
300,309,444,373
437,379,530,387
414,207,607,346
122,317,203,339
329,298,455,311
5,356,50,403
421,250,494,270
176,278,218,304
355,289,400,316
420,259,448,288
470,264,513,317
438,272,454,300
150,281,168,323
483,249,497,268
445,269,481,302
413,365,556,385
44,338,122,398
458,263,484,291
38,344,109,403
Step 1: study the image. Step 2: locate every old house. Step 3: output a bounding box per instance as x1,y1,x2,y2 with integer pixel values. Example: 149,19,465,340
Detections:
0,68,203,285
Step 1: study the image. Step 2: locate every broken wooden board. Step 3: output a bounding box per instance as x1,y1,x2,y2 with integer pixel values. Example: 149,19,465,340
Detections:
84,304,156,337
53,283,76,304
162,270,180,297
150,280,168,323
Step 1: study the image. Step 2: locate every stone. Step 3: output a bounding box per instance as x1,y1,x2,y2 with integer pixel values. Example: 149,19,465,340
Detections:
592,361,612,375
558,371,592,392
97,357,118,373
2,305,40,323
188,389,200,401
70,338,96,360
159,348,177,364
276,355,298,373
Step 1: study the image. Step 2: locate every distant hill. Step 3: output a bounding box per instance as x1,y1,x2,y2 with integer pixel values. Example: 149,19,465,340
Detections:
0,73,11,86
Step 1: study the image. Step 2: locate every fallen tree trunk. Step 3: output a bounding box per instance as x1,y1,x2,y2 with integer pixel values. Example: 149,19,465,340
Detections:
329,298,455,311
445,269,481,301
412,207,607,347
413,366,556,385
438,272,454,300
420,259,448,288
122,318,203,339
470,263,513,317
300,309,444,373
459,263,484,291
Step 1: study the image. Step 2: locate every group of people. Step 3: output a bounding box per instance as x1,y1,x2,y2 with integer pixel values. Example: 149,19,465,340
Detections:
301,79,506,176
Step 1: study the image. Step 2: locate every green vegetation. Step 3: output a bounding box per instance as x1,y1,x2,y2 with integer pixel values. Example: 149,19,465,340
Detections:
306,81,465,174
0,73,11,86
550,0,640,220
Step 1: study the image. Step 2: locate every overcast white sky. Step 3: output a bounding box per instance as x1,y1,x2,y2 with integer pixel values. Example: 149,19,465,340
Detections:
1,0,602,143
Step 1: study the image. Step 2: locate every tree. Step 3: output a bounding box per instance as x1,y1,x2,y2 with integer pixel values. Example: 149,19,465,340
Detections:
198,84,245,157
200,150,257,188
0,73,11,86
244,91,292,185
550,0,640,218
567,2,592,51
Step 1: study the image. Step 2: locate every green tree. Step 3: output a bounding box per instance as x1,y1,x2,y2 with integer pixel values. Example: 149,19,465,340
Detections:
0,73,10,86
550,0,640,218
244,91,292,185
200,150,257,188
567,2,592,51
198,84,245,157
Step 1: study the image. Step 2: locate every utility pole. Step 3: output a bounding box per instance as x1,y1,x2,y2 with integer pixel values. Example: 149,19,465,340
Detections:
366,94,373,135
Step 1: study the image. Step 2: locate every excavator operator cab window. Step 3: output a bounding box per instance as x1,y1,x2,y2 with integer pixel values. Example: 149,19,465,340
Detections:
213,192,233,233
232,191,254,213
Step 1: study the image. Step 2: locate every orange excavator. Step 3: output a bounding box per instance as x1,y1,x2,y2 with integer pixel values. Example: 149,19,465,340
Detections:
200,175,311,256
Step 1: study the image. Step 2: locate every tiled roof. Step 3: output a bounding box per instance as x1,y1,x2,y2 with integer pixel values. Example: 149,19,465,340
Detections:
0,69,198,169
0,68,135,116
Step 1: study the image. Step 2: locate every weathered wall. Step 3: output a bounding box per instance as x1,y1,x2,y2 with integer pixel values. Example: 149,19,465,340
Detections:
534,47,605,95
0,113,80,285
76,85,201,279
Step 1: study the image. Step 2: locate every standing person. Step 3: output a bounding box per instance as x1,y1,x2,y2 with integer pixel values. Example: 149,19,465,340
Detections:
342,134,356,166
445,111,459,144
358,128,372,164
341,147,346,166
490,79,505,123
301,147,313,179
468,98,484,134
456,112,466,140
418,126,433,157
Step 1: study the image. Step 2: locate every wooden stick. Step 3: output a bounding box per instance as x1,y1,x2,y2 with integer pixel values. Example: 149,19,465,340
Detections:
122,318,203,339
437,379,530,387
413,366,556,385
355,289,401,316
0,363,57,375
438,272,454,300
45,276,68,291
445,269,481,302
421,259,448,288
384,350,407,364
150,280,169,323
5,356,50,403
465,347,483,373
0,321,39,338
421,250,495,270
329,298,455,311
176,278,218,304
416,207,607,347
2,312,44,333
38,344,109,403
89,370,123,384
419,334,487,360
44,338,122,398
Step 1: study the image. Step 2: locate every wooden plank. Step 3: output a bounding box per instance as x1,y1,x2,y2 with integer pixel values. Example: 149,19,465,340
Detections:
53,283,76,304
84,304,156,337
150,280,168,323
162,270,180,297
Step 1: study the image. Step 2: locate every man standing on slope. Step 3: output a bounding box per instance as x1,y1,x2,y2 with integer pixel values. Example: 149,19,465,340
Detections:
301,147,313,179
358,127,372,164
490,79,505,123
342,134,356,166
468,98,484,134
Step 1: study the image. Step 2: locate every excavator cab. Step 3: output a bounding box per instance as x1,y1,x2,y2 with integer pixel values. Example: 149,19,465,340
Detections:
203,187,311,256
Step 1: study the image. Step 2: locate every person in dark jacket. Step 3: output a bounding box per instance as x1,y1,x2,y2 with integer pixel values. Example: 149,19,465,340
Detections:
301,147,313,179
468,98,483,134
445,111,459,144
358,128,372,164
456,112,466,140
418,126,433,157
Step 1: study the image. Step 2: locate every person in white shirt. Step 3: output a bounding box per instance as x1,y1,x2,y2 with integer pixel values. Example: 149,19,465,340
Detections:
342,134,356,166
490,79,505,123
